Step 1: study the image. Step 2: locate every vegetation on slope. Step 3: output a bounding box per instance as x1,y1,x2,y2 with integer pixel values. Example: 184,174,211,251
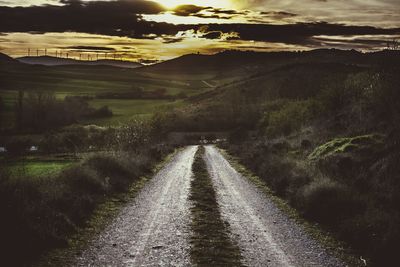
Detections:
155,53,400,266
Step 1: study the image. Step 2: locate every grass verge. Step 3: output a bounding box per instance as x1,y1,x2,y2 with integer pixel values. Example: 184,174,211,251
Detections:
189,146,242,266
217,147,363,267
0,145,176,267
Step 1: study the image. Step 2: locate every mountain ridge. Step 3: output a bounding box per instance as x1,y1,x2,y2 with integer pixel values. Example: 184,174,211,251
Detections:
16,56,143,69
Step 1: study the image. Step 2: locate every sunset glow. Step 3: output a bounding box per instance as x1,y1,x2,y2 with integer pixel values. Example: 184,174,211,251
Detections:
154,0,232,9
0,0,399,61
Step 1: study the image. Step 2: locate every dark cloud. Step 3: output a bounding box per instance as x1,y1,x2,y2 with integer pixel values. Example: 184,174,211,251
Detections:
172,5,208,16
0,0,170,38
171,5,243,19
202,31,223,39
202,22,400,45
312,35,400,49
161,36,185,44
260,11,298,18
67,45,115,51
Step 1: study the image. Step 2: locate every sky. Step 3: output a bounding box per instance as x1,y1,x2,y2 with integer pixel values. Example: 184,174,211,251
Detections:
0,0,399,62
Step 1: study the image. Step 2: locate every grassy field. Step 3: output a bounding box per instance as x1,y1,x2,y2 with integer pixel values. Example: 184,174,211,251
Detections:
86,98,185,125
0,62,212,129
0,91,186,127
6,160,74,178
3,153,80,178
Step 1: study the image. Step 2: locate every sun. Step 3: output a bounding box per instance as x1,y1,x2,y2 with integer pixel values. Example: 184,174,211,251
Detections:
155,0,232,10
158,0,185,9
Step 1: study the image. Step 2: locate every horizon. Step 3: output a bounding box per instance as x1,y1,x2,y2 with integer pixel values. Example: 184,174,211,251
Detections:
3,47,399,66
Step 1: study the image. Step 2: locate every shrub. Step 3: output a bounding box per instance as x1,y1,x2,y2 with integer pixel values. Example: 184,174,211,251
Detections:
86,105,113,118
262,100,318,137
302,179,361,226
86,155,132,192
0,143,172,266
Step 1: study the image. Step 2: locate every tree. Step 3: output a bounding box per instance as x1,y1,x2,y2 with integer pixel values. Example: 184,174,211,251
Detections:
387,39,399,50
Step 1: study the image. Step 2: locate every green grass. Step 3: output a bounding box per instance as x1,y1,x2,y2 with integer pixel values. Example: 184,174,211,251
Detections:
6,160,74,178
0,91,186,127
0,63,213,129
189,146,242,266
308,134,384,161
86,99,185,125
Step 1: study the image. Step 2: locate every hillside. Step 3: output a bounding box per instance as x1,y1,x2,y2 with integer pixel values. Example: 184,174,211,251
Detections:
0,52,19,65
17,56,143,69
137,49,400,85
156,49,400,267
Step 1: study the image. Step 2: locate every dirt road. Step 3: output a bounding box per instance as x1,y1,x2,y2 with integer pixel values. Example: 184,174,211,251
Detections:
76,145,343,266
76,146,198,267
204,145,344,267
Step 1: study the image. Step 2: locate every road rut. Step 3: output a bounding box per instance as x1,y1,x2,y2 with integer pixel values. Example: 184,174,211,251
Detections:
75,146,198,267
205,145,344,267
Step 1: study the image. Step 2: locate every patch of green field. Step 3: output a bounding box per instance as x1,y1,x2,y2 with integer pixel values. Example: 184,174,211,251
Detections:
0,63,213,129
1,64,208,97
86,99,185,125
6,160,73,178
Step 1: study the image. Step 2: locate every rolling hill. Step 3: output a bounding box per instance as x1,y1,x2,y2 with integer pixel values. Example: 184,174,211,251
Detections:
17,56,143,69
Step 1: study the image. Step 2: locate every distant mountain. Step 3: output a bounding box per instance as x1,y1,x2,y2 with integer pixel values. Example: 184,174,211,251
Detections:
0,52,19,63
16,56,143,69
139,50,283,74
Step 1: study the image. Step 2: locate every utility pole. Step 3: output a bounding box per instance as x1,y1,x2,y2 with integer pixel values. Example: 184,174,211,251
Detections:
28,48,30,57
44,48,47,56
36,49,39,57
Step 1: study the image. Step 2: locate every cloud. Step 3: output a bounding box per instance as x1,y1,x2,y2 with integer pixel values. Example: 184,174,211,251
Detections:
0,0,399,50
0,0,169,38
202,22,400,46
232,0,400,27
172,5,208,16
67,45,115,51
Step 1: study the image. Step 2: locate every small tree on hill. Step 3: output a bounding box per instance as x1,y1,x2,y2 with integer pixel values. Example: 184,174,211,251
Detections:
386,39,399,50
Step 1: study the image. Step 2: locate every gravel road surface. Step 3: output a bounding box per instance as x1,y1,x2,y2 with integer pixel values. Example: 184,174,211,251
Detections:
75,145,344,267
75,146,198,267
205,145,344,267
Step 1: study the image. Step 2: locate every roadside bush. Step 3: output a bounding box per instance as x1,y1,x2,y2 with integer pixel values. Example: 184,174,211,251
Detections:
302,179,361,226
0,143,173,266
86,105,113,118
63,165,106,194
86,155,132,192
261,100,318,137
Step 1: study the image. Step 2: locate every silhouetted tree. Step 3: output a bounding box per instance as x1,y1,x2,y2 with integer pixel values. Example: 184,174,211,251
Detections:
387,39,399,50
